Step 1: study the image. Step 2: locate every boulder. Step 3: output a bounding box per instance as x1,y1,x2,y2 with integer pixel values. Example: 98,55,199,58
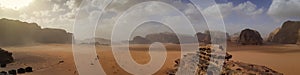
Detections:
17,68,26,74
238,29,263,45
25,67,33,72
8,69,16,75
0,48,14,64
270,21,300,44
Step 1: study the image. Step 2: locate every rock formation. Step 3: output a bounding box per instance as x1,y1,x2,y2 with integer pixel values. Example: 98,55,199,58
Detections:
0,18,72,46
130,32,197,44
130,31,230,44
130,36,151,44
0,48,14,64
168,45,282,75
267,28,280,42
230,32,240,43
297,29,300,45
269,21,300,44
238,29,263,45
145,32,180,44
195,32,211,44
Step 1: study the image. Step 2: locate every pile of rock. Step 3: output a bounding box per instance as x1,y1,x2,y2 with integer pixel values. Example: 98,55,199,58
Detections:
167,45,282,75
0,48,14,64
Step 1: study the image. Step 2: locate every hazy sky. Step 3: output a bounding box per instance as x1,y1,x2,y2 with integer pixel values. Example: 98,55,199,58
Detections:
0,0,299,39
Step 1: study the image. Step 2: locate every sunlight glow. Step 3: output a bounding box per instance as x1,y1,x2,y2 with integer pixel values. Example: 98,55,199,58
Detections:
0,0,33,10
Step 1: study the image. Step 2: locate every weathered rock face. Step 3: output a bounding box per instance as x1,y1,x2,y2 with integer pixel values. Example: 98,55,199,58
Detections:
0,48,14,64
0,18,72,46
238,29,263,45
130,36,151,44
168,45,282,75
267,28,280,42
270,21,300,44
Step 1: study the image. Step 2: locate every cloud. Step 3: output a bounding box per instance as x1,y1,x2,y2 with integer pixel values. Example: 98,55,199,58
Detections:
202,2,234,19
65,0,82,9
202,1,264,20
267,0,300,19
33,10,51,17
52,4,65,12
233,1,264,16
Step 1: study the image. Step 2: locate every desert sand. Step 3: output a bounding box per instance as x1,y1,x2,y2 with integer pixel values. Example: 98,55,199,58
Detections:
0,43,299,75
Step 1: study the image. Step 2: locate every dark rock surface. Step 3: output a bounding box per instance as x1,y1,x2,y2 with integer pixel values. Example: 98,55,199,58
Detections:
0,48,14,64
238,29,263,45
269,21,300,44
0,18,72,46
17,68,26,74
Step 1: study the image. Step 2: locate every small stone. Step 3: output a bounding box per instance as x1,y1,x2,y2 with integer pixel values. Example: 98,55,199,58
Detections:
17,68,26,74
0,71,7,75
59,60,64,63
8,70,16,75
0,64,6,68
236,68,241,71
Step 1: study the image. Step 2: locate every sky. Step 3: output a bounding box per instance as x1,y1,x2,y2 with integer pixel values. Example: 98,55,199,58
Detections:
0,0,300,40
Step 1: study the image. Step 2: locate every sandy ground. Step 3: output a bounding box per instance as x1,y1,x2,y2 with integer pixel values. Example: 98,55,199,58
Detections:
0,43,299,75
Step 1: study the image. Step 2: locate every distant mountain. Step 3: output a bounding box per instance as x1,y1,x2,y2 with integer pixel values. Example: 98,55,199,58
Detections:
130,32,197,44
130,31,230,44
0,18,72,46
268,21,300,44
80,37,111,45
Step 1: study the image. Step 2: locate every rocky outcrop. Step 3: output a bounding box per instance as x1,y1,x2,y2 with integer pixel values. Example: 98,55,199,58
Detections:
0,48,14,64
0,18,72,46
130,31,230,44
270,21,300,44
168,45,282,75
130,32,197,44
130,36,151,44
267,28,280,42
238,29,263,45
